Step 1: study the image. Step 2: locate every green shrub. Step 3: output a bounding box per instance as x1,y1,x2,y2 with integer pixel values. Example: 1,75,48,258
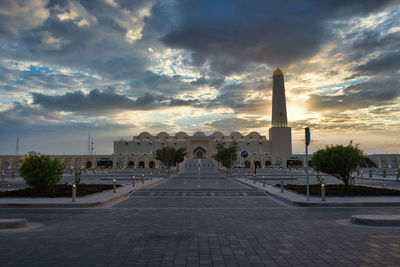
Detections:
19,151,63,193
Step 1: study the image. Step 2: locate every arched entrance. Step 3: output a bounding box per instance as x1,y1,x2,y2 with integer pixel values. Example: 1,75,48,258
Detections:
86,161,92,169
97,160,113,169
193,147,206,159
127,161,134,168
245,161,250,168
265,160,272,167
287,160,302,168
149,161,155,168
139,161,145,168
254,160,261,168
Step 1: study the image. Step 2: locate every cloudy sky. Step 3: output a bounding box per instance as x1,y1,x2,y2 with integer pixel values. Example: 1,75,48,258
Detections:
0,0,399,155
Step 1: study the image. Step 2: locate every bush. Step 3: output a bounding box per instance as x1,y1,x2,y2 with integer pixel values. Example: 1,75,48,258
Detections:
19,151,63,193
311,141,364,189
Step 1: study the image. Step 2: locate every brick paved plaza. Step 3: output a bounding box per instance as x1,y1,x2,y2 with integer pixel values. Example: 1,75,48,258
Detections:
1,165,400,266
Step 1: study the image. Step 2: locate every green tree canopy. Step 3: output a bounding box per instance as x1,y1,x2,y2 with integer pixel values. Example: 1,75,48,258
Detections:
214,141,238,169
311,141,364,188
19,151,64,192
156,147,187,175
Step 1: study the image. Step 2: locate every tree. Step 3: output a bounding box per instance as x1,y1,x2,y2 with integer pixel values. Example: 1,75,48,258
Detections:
156,147,187,176
311,141,364,189
19,151,64,193
214,141,238,171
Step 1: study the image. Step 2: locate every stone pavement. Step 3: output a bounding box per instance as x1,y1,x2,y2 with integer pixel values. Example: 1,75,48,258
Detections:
0,160,400,266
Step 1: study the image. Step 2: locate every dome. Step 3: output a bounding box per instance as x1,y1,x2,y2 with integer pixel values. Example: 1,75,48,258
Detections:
156,132,169,138
229,132,242,139
175,132,188,138
273,67,283,76
193,131,206,137
138,132,152,139
248,131,261,138
210,131,224,139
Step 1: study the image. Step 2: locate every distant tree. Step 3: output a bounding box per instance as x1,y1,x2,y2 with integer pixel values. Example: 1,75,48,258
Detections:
311,141,364,189
156,147,187,176
19,151,64,193
173,147,187,171
214,141,238,171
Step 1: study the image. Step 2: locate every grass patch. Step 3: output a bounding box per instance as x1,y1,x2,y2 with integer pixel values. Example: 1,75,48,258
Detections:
0,184,121,197
278,184,400,196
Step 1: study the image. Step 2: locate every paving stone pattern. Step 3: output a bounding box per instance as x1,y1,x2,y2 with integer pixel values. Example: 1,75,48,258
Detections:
1,160,400,266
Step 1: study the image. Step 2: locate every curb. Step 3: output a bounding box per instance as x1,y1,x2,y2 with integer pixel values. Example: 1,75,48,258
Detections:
0,178,166,208
235,178,400,207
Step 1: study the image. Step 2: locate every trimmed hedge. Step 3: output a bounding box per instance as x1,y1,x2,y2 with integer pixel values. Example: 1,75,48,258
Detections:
278,184,400,196
0,184,121,197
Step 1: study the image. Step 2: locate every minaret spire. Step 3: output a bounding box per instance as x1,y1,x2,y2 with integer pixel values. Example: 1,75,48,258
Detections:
269,68,292,155
271,67,287,127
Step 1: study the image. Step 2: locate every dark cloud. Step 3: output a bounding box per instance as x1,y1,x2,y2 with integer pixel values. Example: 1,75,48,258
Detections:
307,78,400,112
353,51,400,76
31,88,202,114
206,83,271,114
162,0,395,74
204,117,270,133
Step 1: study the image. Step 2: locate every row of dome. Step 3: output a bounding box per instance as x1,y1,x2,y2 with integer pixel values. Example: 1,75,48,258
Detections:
133,131,264,139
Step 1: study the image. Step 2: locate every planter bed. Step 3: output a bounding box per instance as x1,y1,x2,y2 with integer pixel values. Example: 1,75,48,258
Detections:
277,184,400,196
0,184,121,197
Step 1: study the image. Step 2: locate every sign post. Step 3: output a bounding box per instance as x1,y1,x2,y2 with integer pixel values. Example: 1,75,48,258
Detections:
305,127,311,201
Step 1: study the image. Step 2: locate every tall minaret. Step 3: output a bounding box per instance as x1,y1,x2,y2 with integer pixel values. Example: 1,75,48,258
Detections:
269,68,292,156
271,68,288,127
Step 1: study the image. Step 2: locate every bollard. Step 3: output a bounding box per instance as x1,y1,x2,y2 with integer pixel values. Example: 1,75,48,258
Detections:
321,183,325,202
113,178,116,193
142,174,145,184
384,183,386,189
396,170,399,181
253,174,256,184
280,179,284,193
360,170,363,178
262,176,265,187
150,172,153,181
369,169,373,178
383,169,386,178
132,176,135,187
72,183,76,202
351,174,356,185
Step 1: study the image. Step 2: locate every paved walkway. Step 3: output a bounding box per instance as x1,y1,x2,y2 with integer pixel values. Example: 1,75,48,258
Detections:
1,160,400,266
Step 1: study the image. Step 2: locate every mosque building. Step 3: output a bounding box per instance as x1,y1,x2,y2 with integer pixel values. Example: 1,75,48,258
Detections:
1,69,398,170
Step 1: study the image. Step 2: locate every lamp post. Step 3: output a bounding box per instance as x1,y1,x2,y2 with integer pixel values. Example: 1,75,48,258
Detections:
305,127,311,201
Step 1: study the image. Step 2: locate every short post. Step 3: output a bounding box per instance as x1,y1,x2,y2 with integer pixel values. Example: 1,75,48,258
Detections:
351,174,356,185
150,172,153,181
384,183,387,189
369,169,373,177
262,176,265,187
321,183,325,201
253,174,256,184
113,178,116,193
280,179,284,193
72,183,76,202
132,176,135,187
360,170,363,178
142,174,145,184
396,169,399,181
383,169,386,178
